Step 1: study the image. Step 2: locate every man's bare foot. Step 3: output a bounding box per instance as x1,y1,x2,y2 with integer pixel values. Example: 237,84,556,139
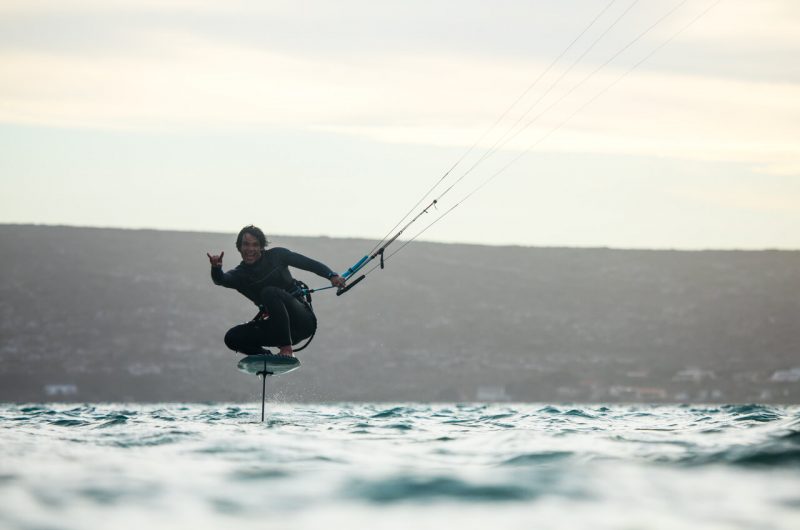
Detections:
277,346,294,357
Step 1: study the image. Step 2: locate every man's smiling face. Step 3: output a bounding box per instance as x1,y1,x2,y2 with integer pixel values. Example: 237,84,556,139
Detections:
239,232,262,265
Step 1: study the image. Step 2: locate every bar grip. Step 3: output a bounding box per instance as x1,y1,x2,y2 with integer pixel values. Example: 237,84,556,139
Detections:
336,274,366,296
343,255,369,279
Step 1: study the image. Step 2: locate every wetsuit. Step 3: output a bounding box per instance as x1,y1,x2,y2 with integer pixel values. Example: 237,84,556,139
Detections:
211,247,336,355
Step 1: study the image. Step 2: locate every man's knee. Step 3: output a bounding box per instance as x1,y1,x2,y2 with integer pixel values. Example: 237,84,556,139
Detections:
224,326,243,351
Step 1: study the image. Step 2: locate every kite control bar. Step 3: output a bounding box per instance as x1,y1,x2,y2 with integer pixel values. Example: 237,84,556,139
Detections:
336,274,365,296
299,254,371,297
310,199,438,297
334,254,371,296
342,255,369,279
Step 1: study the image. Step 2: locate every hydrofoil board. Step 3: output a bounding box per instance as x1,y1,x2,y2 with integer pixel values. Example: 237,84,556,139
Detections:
236,353,301,376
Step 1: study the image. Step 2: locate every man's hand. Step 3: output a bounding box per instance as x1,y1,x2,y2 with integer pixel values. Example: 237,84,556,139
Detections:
330,274,346,289
207,251,224,268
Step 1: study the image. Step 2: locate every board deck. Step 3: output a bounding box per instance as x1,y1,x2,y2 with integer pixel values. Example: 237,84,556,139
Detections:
236,353,301,376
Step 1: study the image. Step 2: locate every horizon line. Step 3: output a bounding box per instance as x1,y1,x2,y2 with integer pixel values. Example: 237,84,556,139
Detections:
2,222,797,253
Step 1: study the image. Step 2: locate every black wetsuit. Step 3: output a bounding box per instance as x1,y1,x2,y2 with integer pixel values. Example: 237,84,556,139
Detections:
211,247,336,355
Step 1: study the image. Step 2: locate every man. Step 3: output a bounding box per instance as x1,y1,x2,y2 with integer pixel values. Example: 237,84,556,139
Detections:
207,225,346,357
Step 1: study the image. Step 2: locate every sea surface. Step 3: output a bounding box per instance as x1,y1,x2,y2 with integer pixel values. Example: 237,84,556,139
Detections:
1,402,799,530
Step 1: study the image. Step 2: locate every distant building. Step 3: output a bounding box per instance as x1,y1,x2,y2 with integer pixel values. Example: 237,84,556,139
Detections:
637,387,668,400
44,384,78,397
556,386,581,399
672,368,716,383
127,363,163,376
609,386,667,401
770,367,800,383
476,385,510,401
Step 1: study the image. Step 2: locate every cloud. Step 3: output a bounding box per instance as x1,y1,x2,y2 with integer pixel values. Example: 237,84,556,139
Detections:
315,64,800,177
0,8,798,177
670,181,800,213
0,0,238,15
667,0,800,47
0,30,523,130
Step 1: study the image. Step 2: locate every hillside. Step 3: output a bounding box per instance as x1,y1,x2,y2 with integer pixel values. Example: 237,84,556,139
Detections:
1,224,798,402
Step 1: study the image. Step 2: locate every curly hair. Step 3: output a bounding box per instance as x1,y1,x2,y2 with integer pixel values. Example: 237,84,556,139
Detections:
235,225,269,251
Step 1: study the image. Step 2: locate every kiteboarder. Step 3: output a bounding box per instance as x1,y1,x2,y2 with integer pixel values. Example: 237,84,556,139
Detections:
207,225,346,358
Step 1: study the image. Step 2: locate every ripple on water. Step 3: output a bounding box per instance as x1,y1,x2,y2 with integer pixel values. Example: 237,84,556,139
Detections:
564,409,596,419
230,467,290,481
148,409,177,421
383,423,413,431
107,430,197,448
49,419,90,427
371,406,414,419
94,415,130,429
724,404,782,423
501,451,574,466
538,406,561,414
348,475,534,504
19,405,50,413
780,429,800,441
479,413,516,421
210,497,246,515
0,473,18,486
1,403,799,530
729,447,800,467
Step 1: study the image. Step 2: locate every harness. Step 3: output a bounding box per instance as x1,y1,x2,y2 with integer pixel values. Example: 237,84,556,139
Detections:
251,279,316,353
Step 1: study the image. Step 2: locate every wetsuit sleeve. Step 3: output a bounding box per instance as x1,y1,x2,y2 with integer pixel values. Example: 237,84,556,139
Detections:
210,266,242,289
274,248,336,279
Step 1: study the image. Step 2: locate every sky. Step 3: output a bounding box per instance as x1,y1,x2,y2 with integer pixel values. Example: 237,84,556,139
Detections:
1,0,798,249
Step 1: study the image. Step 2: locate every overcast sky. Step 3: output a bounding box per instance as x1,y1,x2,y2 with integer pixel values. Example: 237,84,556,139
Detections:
1,0,798,249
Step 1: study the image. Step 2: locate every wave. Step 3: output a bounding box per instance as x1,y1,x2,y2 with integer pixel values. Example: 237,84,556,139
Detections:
370,406,416,418
681,426,800,467
348,475,533,503
501,451,574,466
723,403,784,422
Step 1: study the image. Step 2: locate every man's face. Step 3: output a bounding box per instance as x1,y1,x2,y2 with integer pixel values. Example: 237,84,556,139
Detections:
239,233,262,265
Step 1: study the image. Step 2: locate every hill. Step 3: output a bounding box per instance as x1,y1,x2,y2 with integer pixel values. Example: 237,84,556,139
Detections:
1,224,798,402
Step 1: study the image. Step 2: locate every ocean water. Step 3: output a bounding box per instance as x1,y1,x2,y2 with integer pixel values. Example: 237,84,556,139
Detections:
1,403,798,530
